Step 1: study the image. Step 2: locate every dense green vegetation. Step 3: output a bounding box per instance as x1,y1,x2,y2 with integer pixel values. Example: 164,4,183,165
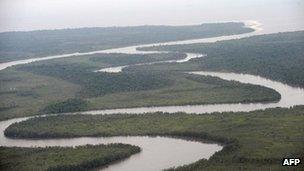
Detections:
5,106,304,170
16,53,281,106
1,23,303,171
0,51,281,120
139,31,304,87
16,62,281,110
42,98,88,114
0,144,140,171
87,74,280,110
0,53,185,119
0,22,253,62
17,63,173,97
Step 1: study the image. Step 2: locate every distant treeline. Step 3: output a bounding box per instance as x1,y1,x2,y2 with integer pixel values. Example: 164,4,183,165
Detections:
0,144,141,171
0,22,253,62
141,31,304,87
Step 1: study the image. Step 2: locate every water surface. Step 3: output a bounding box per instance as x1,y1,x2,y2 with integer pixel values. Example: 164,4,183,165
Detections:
1,21,304,171
0,117,222,171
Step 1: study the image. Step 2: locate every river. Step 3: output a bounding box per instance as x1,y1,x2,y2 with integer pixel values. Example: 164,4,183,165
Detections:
0,21,304,170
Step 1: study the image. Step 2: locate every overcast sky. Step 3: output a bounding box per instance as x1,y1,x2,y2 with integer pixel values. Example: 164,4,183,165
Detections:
0,0,303,32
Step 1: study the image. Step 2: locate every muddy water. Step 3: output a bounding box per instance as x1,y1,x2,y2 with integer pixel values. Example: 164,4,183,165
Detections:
1,21,303,170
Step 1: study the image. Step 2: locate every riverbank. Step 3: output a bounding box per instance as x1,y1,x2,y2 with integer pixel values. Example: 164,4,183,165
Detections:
1,21,304,171
0,60,281,120
0,144,140,171
4,106,304,170
138,31,304,88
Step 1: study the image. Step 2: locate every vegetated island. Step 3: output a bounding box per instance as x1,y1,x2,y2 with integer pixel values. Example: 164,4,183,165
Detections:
0,144,140,171
138,31,304,88
4,106,304,170
0,52,280,120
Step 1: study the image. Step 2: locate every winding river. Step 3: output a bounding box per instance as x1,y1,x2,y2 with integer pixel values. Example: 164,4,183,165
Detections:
1,20,304,170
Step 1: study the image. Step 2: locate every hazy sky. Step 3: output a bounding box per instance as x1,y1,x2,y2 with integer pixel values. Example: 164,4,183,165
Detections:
0,0,303,32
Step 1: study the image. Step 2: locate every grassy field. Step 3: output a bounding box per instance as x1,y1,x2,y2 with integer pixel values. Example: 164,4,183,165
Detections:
38,73,280,114
0,68,80,120
5,106,304,170
41,75,281,114
0,52,281,120
87,74,280,110
139,31,304,87
0,53,184,120
0,144,140,171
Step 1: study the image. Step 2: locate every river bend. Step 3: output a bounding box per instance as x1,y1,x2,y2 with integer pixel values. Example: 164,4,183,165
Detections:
1,21,304,170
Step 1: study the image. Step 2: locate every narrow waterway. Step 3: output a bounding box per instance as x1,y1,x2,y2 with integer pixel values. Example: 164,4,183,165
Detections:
1,21,304,170
0,21,258,71
0,117,222,171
